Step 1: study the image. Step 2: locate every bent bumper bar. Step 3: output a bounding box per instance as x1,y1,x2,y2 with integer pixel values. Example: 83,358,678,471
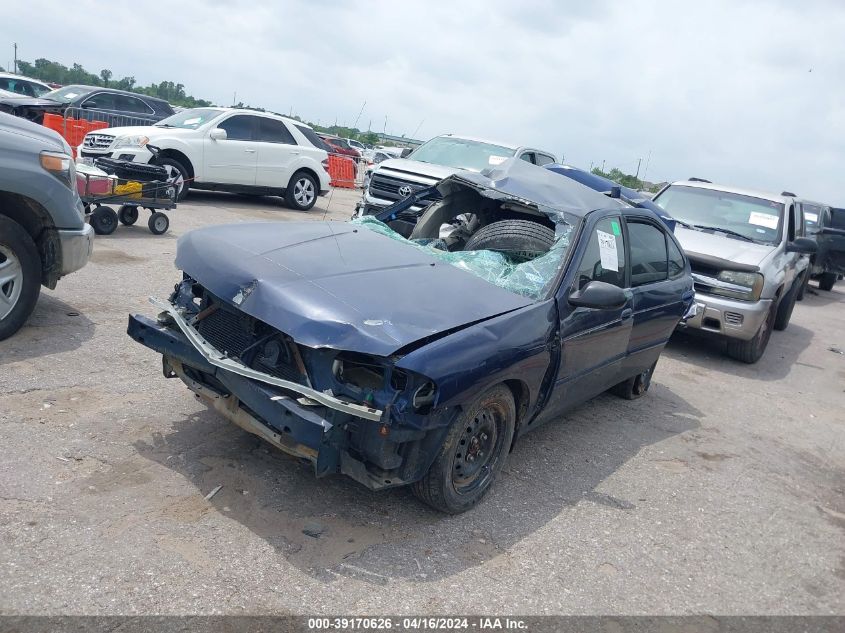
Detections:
148,296,384,421
680,293,772,341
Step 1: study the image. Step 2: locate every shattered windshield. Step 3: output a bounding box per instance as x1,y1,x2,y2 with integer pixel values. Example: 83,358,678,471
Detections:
352,216,573,300
408,137,516,172
654,185,783,244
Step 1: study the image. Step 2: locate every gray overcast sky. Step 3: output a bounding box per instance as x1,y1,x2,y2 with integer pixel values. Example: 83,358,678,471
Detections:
5,0,844,203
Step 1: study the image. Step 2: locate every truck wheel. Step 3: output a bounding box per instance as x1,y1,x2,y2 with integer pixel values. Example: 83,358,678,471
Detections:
90,206,118,235
285,171,318,211
818,272,837,291
0,216,41,341
725,303,775,364
412,384,515,514
774,283,798,331
611,361,657,400
796,269,810,301
118,205,139,226
463,220,555,260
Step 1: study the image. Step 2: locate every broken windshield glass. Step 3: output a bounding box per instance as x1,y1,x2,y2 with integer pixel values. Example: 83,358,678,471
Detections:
351,216,573,300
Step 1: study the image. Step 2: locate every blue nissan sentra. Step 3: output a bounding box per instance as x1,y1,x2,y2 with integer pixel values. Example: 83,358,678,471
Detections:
128,159,694,513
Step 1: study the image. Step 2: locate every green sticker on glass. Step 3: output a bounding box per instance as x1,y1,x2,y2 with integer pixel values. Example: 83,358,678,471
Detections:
611,220,621,236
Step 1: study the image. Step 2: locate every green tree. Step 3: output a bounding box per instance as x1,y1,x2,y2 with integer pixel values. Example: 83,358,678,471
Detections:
99,69,112,87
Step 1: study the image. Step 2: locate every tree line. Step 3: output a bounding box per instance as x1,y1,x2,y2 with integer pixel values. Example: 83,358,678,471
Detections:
12,58,213,108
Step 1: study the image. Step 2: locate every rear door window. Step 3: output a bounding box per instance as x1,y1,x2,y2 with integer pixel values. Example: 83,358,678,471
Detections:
82,93,117,110
256,117,297,144
627,220,669,286
113,94,154,114
535,153,555,166
219,115,256,141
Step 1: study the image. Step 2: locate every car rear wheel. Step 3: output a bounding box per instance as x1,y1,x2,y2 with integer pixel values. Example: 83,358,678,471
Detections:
284,171,318,211
818,271,837,291
412,384,515,514
463,219,556,260
725,302,775,364
0,216,41,341
611,361,657,400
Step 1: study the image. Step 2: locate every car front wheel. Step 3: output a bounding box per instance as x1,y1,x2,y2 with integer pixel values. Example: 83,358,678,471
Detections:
153,156,190,201
285,171,318,211
412,384,516,514
0,216,41,341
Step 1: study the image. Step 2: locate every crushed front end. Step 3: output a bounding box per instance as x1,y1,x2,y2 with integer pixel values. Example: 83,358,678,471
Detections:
127,278,456,490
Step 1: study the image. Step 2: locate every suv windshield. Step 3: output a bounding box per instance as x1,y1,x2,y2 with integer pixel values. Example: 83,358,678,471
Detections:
408,137,516,172
654,185,783,244
155,108,222,129
43,86,94,103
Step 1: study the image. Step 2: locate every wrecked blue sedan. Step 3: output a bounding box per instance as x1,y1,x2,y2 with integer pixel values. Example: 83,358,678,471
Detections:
128,159,694,513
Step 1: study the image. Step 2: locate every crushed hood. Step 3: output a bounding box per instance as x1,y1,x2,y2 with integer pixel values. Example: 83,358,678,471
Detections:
438,158,624,218
176,221,533,356
375,159,462,183
674,226,775,268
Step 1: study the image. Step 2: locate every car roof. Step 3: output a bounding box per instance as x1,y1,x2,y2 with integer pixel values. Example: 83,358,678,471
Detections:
201,107,316,129
668,179,793,204
0,72,50,86
59,84,171,104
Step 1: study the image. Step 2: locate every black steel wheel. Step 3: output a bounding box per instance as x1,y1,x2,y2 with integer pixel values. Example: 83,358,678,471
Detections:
118,205,139,226
148,212,170,235
90,206,118,235
412,384,515,514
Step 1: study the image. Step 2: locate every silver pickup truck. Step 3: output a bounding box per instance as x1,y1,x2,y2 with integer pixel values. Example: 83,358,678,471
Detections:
0,111,94,340
652,179,816,363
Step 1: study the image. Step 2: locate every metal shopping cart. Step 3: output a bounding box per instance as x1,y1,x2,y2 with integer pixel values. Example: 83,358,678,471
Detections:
77,146,178,235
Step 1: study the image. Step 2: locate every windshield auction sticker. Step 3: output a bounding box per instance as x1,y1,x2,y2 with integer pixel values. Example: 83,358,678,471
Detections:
596,230,619,271
748,211,779,229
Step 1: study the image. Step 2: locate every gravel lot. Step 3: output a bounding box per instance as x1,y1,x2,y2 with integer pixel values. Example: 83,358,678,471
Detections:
1,187,843,615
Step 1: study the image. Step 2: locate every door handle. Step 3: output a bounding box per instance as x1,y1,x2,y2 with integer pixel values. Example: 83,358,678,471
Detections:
244,149,256,153
621,308,633,320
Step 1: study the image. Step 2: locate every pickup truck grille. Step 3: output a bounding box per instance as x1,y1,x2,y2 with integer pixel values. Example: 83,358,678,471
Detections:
196,299,306,385
369,172,440,203
83,134,114,149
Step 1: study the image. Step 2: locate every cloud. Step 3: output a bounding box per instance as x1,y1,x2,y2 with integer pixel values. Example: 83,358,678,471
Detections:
5,0,845,203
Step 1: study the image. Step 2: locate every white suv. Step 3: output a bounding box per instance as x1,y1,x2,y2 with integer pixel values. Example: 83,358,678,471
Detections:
79,107,331,210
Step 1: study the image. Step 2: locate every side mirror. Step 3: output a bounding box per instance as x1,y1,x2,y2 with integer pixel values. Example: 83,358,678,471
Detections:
785,237,817,255
568,280,628,310
401,148,412,158
209,128,227,141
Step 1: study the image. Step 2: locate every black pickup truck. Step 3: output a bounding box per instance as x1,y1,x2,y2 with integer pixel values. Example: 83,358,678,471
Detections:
799,201,845,291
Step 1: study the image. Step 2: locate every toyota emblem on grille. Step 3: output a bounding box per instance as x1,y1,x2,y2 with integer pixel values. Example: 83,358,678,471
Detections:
398,185,413,197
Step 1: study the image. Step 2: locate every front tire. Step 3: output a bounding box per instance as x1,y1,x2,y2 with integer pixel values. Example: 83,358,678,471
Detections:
284,171,318,211
0,216,41,341
412,384,515,514
463,219,555,260
774,283,798,331
90,206,118,235
818,271,837,291
725,303,775,364
152,156,190,201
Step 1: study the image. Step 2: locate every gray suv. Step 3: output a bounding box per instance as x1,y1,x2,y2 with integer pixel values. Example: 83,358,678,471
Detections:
0,112,94,340
653,180,816,363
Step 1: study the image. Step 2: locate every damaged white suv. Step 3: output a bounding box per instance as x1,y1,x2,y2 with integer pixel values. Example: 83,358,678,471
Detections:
356,134,557,217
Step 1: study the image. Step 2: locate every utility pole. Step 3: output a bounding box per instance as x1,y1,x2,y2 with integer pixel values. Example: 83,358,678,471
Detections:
352,100,366,130
383,115,388,136
642,149,652,184
635,157,642,179
411,119,425,139
601,159,606,173
13,42,17,74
